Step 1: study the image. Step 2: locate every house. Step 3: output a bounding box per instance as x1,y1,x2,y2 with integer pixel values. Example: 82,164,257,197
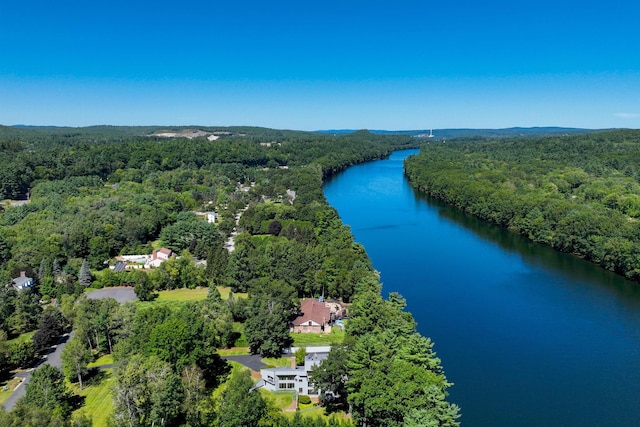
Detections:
291,299,343,333
206,212,218,223
12,271,34,291
259,350,328,396
147,248,174,268
113,247,175,270
152,247,174,261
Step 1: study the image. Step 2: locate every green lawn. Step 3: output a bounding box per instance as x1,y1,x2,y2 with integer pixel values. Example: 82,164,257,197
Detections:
70,369,114,427
136,287,209,310
0,377,22,405
291,327,345,347
156,287,209,302
260,389,295,410
261,357,293,368
6,331,35,346
232,322,248,347
88,354,114,368
217,347,250,356
216,286,248,300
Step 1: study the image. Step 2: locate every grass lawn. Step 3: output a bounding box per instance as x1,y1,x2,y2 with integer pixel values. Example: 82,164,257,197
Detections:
285,406,352,422
262,357,293,368
232,322,248,347
88,354,114,368
156,287,209,302
0,377,22,405
216,286,248,300
260,389,295,410
137,287,209,310
6,331,35,346
217,347,250,356
70,369,114,427
291,327,345,347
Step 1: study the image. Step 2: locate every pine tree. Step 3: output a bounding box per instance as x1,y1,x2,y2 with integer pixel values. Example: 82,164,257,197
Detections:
52,258,62,278
79,259,92,287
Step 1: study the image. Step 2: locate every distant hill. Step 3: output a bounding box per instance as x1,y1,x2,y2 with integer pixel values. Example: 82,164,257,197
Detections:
318,127,604,139
3,124,609,142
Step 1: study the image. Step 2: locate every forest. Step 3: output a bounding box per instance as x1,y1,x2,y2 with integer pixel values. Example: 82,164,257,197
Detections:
404,129,640,281
0,126,459,426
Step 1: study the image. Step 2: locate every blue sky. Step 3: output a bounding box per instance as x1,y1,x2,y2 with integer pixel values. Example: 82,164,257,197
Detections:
1,0,639,130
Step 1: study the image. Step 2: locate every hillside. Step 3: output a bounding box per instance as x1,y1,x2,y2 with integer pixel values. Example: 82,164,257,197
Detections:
405,129,640,281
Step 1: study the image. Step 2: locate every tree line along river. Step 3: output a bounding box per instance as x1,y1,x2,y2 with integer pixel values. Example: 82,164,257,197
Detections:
323,149,640,427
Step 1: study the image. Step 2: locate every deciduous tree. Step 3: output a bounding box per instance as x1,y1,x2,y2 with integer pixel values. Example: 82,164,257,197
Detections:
61,335,92,389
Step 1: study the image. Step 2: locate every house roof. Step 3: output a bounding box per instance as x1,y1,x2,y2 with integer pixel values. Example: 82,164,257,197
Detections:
157,248,173,255
293,299,332,326
12,272,34,290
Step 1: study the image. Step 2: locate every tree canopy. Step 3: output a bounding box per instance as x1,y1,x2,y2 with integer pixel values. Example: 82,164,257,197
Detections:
405,130,640,282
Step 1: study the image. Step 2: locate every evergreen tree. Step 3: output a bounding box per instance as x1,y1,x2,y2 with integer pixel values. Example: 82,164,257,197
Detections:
52,258,62,279
79,259,92,287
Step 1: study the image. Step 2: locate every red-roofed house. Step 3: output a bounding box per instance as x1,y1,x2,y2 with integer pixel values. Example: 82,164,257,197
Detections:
291,299,335,333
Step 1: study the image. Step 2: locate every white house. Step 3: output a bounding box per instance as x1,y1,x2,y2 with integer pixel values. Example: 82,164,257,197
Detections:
12,271,34,291
258,351,328,396
206,212,218,223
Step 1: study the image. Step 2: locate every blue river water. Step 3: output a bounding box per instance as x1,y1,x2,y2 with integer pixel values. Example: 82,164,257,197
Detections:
323,149,640,426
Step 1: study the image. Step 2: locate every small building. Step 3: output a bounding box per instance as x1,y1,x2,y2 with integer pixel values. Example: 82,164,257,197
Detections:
12,271,34,291
206,212,218,223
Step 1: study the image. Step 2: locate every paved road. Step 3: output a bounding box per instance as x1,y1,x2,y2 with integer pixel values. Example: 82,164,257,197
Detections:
3,287,135,412
2,331,72,411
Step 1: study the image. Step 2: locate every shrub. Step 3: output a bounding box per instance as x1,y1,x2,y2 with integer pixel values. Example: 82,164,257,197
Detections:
298,395,311,405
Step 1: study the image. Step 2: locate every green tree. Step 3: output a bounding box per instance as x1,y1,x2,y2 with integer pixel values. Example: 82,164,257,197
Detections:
295,347,307,366
181,364,206,426
23,364,72,417
61,335,92,389
32,308,65,352
9,340,37,368
132,270,157,302
217,369,266,427
310,346,349,411
79,259,92,287
244,284,294,357
112,354,181,427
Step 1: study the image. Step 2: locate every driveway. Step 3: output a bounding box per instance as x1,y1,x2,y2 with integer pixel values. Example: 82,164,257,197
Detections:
2,331,73,411
86,286,137,303
223,354,268,372
3,287,135,412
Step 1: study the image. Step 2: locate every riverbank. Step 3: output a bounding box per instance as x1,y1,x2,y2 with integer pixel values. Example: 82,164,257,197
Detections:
324,149,640,426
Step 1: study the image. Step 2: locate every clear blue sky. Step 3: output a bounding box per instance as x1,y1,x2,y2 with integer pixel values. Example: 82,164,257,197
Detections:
1,0,639,130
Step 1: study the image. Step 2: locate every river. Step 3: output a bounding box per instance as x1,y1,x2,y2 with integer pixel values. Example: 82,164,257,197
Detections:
323,149,640,426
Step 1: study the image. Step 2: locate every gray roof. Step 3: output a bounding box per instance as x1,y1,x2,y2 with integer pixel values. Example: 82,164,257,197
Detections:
12,276,34,290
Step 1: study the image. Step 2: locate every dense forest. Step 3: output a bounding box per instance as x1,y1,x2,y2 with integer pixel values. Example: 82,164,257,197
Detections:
405,129,640,281
0,126,459,426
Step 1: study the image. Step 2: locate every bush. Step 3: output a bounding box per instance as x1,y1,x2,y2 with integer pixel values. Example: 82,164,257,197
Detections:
298,395,311,405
